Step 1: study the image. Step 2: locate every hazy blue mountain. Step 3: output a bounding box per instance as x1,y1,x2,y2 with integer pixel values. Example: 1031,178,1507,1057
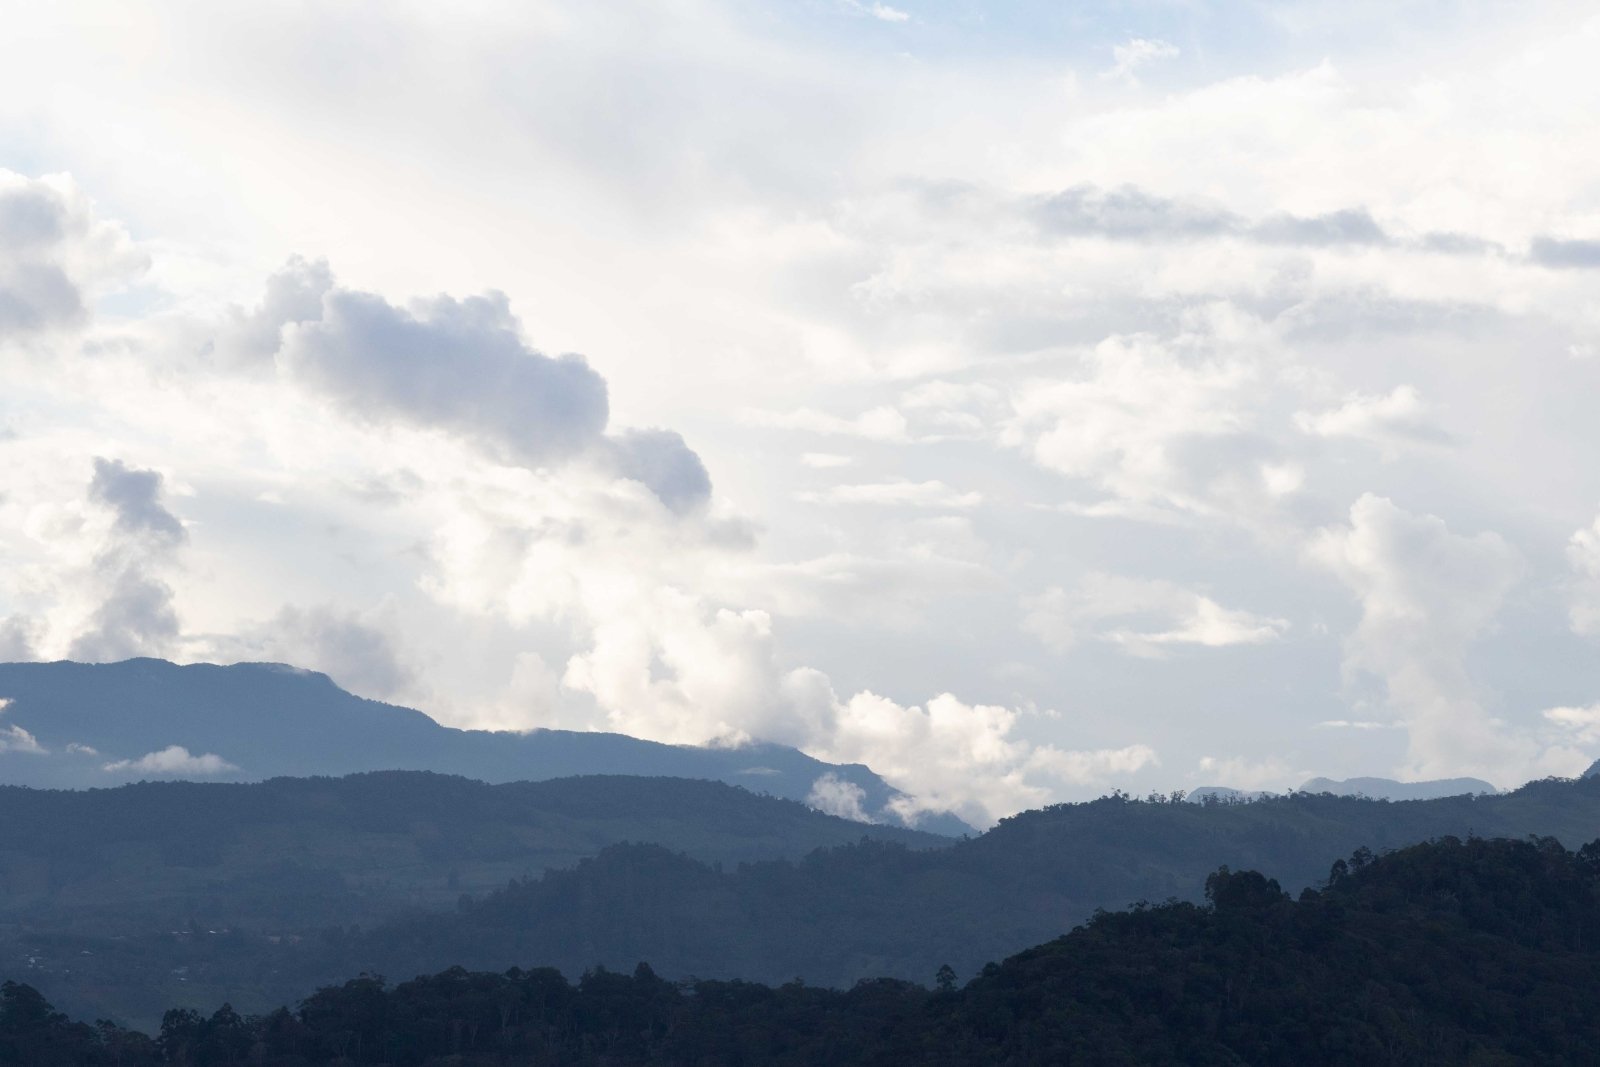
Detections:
1299,775,1499,800
0,659,971,834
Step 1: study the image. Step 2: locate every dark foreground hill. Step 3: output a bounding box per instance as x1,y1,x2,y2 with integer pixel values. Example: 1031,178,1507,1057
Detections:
0,772,948,933
0,659,970,834
20,774,1600,1030
10,835,1600,1065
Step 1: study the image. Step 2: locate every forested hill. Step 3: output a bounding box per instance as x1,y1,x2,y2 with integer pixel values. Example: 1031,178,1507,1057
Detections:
11,835,1600,1065
316,774,1600,992
15,774,1600,1030
0,658,971,834
0,771,948,932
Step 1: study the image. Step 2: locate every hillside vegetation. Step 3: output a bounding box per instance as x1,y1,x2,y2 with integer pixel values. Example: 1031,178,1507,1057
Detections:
15,774,1600,1029
10,835,1600,1065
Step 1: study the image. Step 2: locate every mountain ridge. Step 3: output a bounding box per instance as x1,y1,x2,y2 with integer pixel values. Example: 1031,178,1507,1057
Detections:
0,658,971,834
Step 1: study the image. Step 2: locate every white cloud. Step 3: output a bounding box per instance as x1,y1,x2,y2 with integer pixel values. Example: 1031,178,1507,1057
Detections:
1568,515,1600,637
1022,574,1288,657
1104,38,1180,83
0,702,46,756
796,479,982,509
102,745,238,776
807,772,875,822
744,405,910,442
1308,494,1538,780
848,1,909,23
1542,703,1600,745
800,452,855,468
1295,385,1451,450
1195,754,1295,791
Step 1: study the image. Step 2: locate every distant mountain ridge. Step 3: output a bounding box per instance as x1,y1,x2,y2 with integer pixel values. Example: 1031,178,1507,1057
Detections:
1299,775,1499,800
1191,775,1500,803
0,659,971,834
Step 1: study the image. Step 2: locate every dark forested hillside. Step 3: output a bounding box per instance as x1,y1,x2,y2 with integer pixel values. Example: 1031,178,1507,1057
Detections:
0,659,971,834
0,771,946,932
17,773,1600,1031
10,835,1600,1065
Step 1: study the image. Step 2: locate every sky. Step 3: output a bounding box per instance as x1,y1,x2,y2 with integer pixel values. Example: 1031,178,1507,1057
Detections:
2,0,1600,826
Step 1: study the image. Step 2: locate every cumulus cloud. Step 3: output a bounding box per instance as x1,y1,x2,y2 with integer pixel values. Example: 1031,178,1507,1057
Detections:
1542,703,1600,745
68,458,187,662
223,260,712,512
1022,574,1288,657
1309,494,1542,780
0,170,146,338
1001,321,1290,523
1295,385,1452,449
102,745,239,776
282,287,611,463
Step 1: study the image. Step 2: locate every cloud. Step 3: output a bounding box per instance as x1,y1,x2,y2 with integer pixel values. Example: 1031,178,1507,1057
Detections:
1001,321,1290,523
785,674,1159,826
1195,754,1294,791
282,286,611,463
796,479,981,509
1295,385,1452,449
233,261,711,512
68,458,187,662
843,1,909,22
1542,703,1600,745
744,405,909,441
0,170,146,338
207,604,415,701
1022,574,1288,657
0,698,46,755
800,452,855,468
1309,494,1533,780
0,724,45,754
0,616,38,660
1567,515,1600,637
1529,236,1600,269
1031,185,1392,250
807,772,874,822
1104,38,1179,83
102,745,239,776
1315,719,1401,730
604,428,713,514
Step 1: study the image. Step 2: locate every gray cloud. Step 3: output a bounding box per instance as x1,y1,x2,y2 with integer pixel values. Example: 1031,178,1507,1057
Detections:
606,429,713,514
1251,208,1388,247
68,459,186,662
283,288,611,463
213,604,415,701
1033,184,1238,241
88,458,186,543
241,260,711,511
1030,184,1475,254
1528,236,1600,269
0,174,146,337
